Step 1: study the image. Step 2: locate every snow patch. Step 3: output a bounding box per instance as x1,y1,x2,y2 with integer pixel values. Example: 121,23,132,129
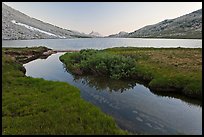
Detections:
11,20,66,38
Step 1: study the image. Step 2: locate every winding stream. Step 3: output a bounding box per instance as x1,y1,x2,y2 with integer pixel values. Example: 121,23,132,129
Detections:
23,52,202,135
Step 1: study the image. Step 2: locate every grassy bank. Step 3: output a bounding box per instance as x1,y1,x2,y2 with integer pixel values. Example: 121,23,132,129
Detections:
60,47,202,100
2,47,128,135
2,46,55,64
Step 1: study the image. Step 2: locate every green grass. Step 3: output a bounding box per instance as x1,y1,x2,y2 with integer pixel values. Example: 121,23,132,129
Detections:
2,47,128,135
60,47,202,100
104,47,202,99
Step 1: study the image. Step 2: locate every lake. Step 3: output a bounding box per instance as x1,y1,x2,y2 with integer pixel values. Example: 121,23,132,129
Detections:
23,52,202,135
2,38,202,50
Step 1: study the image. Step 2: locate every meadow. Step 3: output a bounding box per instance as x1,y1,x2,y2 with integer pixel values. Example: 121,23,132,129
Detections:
60,47,202,99
2,47,128,135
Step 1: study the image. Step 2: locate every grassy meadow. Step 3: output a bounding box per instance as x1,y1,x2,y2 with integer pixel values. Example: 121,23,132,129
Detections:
2,47,128,135
60,47,202,99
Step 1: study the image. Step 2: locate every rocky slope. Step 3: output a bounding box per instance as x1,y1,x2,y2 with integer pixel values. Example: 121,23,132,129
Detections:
89,31,103,37
108,9,202,39
2,3,93,40
108,31,128,38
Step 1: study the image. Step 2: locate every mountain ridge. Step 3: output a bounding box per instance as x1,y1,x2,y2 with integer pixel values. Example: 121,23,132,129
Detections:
2,3,93,40
108,9,202,39
2,3,202,40
89,31,103,37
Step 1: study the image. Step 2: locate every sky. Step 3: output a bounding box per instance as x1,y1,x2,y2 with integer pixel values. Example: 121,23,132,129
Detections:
3,2,202,36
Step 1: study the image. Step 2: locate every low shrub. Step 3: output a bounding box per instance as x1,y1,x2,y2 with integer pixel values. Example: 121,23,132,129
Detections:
60,49,136,80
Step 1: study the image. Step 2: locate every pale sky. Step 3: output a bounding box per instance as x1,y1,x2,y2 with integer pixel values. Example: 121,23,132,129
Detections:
3,2,202,36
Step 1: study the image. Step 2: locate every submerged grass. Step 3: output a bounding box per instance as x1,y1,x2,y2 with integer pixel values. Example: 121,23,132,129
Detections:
60,47,202,100
2,47,128,135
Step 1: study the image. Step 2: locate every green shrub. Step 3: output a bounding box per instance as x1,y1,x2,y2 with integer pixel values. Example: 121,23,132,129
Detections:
60,49,136,80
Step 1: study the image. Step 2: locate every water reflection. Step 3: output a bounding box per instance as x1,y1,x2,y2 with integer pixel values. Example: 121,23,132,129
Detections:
72,75,137,93
62,66,202,135
150,90,202,107
64,66,202,107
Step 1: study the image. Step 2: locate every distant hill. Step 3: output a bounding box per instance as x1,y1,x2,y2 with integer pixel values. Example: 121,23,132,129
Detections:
108,31,128,38
89,31,103,37
108,9,202,39
2,3,93,40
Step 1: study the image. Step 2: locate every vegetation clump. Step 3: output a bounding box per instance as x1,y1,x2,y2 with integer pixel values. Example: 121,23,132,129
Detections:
60,49,137,80
104,47,202,100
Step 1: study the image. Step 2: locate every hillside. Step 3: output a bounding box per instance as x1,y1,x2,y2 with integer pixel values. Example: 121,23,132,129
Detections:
2,3,93,40
108,9,202,39
108,31,129,38
89,31,103,37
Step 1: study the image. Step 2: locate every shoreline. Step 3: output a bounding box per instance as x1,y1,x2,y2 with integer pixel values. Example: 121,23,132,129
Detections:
2,37,202,41
60,47,202,100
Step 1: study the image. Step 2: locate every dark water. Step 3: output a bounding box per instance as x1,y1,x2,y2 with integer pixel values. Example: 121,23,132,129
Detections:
23,53,202,135
2,38,202,50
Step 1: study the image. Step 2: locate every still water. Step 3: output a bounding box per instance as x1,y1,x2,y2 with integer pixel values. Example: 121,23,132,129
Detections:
23,53,202,135
2,38,202,49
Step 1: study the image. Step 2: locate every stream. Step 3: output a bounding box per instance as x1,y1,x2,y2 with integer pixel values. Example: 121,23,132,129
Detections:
23,52,202,135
